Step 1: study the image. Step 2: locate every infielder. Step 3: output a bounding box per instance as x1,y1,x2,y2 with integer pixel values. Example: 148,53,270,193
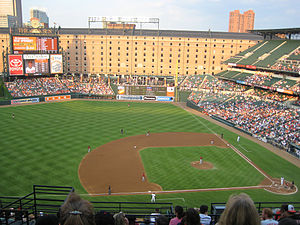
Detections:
151,193,156,202
281,177,284,186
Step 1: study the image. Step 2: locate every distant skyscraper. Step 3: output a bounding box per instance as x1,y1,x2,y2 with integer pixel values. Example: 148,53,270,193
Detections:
30,8,49,28
0,0,22,27
229,10,255,33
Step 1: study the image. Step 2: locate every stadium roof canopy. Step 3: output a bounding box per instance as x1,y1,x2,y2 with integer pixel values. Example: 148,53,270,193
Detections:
59,28,263,40
0,27,263,40
249,28,300,39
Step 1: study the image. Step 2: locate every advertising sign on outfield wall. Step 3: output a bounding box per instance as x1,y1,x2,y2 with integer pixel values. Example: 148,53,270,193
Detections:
116,95,143,100
166,87,175,97
45,95,71,101
143,96,157,101
156,96,174,102
11,98,39,104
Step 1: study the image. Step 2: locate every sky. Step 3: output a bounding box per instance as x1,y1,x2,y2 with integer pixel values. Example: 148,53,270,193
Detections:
22,0,300,32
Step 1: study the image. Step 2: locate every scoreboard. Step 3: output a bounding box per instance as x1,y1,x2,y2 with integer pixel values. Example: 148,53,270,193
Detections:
8,34,62,76
12,36,58,54
8,54,63,76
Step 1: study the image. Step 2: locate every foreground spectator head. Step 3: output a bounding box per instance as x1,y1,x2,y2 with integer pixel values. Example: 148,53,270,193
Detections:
199,205,209,214
199,205,211,225
280,204,296,215
184,208,201,225
278,204,297,225
262,208,273,220
155,215,169,225
218,193,260,225
175,205,184,219
60,192,95,225
126,215,136,225
95,211,114,225
114,212,129,225
36,215,59,225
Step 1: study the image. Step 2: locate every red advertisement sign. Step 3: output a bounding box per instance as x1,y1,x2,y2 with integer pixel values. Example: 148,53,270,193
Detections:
8,55,24,75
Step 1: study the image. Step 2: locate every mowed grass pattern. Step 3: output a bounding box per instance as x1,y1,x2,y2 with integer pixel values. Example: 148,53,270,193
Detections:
0,101,209,196
0,100,299,206
141,146,264,190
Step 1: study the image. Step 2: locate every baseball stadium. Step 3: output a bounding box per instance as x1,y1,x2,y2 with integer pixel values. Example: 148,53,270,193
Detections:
0,22,300,224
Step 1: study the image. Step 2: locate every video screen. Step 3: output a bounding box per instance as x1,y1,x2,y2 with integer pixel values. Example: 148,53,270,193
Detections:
23,54,49,75
8,53,63,76
13,36,58,54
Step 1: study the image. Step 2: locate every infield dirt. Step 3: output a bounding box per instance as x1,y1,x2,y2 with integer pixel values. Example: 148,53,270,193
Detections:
78,132,228,195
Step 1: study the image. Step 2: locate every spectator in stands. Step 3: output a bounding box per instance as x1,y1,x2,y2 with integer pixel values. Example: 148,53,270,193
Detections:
36,215,59,225
95,211,114,225
278,204,297,225
184,208,201,225
156,216,170,225
59,192,95,225
217,193,260,225
169,206,184,225
126,215,137,225
261,208,278,225
150,209,161,224
199,205,211,225
114,212,129,225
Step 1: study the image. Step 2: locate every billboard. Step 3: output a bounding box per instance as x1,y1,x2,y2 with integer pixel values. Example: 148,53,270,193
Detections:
50,54,63,74
45,95,71,101
9,53,63,76
13,36,58,53
8,55,24,75
11,98,39,104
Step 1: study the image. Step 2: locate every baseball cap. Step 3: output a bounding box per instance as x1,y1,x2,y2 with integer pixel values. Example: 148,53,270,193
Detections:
288,204,296,213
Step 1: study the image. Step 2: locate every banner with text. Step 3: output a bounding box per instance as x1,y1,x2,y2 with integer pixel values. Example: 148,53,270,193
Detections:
45,95,71,101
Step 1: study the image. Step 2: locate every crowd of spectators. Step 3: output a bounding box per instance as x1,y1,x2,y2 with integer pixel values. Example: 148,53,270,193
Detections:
271,63,300,73
3,192,299,225
189,89,299,149
180,75,247,92
244,74,271,87
5,76,114,98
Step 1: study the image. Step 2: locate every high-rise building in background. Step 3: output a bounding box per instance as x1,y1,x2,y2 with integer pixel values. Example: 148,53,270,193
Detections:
229,10,255,33
0,0,22,28
30,8,49,28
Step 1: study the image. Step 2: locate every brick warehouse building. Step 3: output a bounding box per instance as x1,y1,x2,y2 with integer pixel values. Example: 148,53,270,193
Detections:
0,27,262,76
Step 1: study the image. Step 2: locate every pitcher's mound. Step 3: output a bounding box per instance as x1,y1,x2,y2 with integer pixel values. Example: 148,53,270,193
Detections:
191,161,214,170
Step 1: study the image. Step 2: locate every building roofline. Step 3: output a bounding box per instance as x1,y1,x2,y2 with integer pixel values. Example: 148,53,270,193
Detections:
0,27,263,40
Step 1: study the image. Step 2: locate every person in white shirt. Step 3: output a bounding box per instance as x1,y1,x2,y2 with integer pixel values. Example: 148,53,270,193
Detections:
151,193,156,203
199,205,211,225
26,60,36,74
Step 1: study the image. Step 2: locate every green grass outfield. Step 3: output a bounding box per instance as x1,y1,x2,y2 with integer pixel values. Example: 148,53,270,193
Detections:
0,100,299,207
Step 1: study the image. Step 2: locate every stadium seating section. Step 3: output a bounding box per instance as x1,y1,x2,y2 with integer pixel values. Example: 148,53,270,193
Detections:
5,77,114,98
223,40,300,73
